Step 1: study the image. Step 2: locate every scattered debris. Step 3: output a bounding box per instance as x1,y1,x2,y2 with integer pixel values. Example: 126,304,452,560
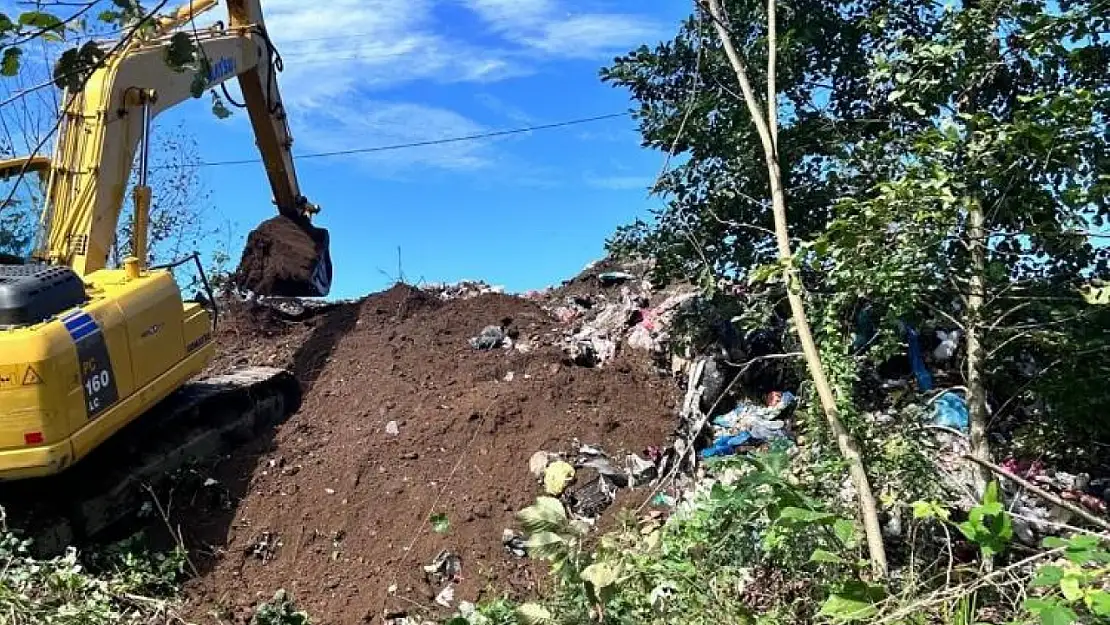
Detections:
702,392,796,458
246,531,281,563
528,451,551,478
434,585,455,608
626,453,657,485
385,420,400,436
597,271,636,286
99,263,677,623
544,461,576,496
933,329,960,361
422,280,505,301
423,550,463,587
502,529,527,558
932,391,969,431
564,467,617,518
904,323,934,391
469,325,509,350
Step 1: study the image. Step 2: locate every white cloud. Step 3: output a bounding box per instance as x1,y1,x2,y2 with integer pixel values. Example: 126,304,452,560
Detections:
462,0,660,58
187,0,660,176
290,98,496,174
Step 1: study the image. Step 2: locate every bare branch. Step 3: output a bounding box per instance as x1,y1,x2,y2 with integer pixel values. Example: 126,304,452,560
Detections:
766,0,778,149
987,301,1032,333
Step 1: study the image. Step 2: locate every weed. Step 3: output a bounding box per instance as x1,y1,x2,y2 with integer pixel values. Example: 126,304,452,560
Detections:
252,589,311,625
0,509,187,624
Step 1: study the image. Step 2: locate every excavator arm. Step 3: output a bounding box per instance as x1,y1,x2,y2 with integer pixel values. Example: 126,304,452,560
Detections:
35,0,331,296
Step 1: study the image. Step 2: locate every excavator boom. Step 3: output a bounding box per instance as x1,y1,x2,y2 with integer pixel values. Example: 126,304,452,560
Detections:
35,0,331,296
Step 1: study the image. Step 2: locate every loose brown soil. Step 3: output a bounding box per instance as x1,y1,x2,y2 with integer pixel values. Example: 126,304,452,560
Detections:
178,283,680,624
234,215,331,297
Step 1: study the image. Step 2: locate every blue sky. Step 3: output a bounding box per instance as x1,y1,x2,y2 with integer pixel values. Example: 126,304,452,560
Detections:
148,0,691,299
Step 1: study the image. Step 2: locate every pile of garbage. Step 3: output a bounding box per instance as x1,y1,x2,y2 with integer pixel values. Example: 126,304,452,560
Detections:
528,443,659,523
701,391,797,458
544,265,699,369
422,280,505,301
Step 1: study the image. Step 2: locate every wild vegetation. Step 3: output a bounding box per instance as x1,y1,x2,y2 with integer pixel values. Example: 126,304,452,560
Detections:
0,514,189,625
442,0,1110,623
2,0,1108,624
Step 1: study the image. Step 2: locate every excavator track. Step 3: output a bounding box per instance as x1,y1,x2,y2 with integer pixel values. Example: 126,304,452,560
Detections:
0,366,301,556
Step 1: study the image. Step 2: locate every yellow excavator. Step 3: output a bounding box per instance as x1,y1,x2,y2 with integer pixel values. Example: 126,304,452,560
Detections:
0,0,330,545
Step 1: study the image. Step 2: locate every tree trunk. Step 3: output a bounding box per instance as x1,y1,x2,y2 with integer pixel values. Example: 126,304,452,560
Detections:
702,0,889,577
966,199,992,494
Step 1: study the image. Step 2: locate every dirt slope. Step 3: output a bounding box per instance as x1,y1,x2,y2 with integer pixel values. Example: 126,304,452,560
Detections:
178,284,679,624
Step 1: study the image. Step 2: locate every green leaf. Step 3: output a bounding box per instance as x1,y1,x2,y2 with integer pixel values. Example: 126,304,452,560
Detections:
524,531,567,559
833,519,858,547
1045,533,1108,564
189,71,206,98
1043,536,1068,549
1065,534,1101,550
97,10,123,23
1031,565,1064,587
911,500,949,520
1059,574,1083,602
0,13,15,35
17,11,63,31
778,507,836,525
580,562,618,589
979,481,1005,516
819,594,878,622
810,548,847,564
517,497,568,534
430,512,449,534
1087,590,1110,616
1024,598,1077,625
819,582,885,622
515,603,553,625
1,47,22,77
212,93,232,119
165,31,196,69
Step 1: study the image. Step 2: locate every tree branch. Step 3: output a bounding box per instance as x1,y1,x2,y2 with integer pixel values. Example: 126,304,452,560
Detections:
964,455,1110,533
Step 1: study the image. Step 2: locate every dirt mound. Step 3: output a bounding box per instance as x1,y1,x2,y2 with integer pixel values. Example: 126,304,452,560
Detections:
234,215,332,297
178,284,679,624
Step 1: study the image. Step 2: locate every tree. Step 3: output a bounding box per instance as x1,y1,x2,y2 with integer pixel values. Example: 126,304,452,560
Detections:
603,0,1109,579
112,123,218,267
814,0,1110,476
1,33,221,273
1,1,197,93
601,0,930,289
602,0,942,578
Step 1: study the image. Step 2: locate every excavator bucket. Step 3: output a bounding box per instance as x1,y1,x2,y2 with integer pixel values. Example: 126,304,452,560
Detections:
233,214,333,298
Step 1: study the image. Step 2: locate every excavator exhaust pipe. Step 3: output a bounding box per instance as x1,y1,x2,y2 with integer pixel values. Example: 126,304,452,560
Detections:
233,214,333,298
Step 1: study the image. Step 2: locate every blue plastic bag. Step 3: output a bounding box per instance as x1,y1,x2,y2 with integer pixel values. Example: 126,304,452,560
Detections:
905,324,934,391
932,391,969,431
